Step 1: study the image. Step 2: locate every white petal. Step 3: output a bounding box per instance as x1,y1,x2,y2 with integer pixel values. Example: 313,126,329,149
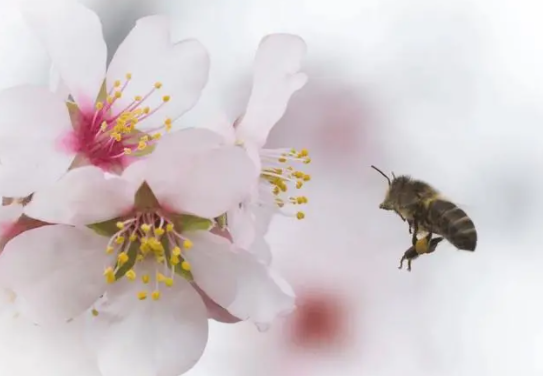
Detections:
147,134,258,218
152,128,225,162
227,204,256,250
87,262,209,376
0,85,74,197
227,252,296,325
25,166,135,226
0,225,110,325
199,113,237,145
106,15,209,130
21,0,107,108
0,204,23,235
49,64,70,100
236,34,308,147
183,232,239,309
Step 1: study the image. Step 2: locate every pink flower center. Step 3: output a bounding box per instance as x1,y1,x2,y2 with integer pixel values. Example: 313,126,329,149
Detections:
69,73,172,171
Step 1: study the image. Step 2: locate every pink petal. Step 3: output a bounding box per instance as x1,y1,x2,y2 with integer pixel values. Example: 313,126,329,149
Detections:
106,15,209,131
0,225,110,325
21,0,107,107
227,203,256,250
146,129,259,218
236,34,308,147
25,166,135,226
192,283,241,324
87,261,209,376
0,85,74,197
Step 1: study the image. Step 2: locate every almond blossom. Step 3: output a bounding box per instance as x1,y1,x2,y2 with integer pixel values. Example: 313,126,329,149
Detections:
0,129,295,376
204,34,311,251
0,0,209,198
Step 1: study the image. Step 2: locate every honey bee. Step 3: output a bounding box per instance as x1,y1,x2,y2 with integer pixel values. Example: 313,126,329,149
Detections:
371,165,477,269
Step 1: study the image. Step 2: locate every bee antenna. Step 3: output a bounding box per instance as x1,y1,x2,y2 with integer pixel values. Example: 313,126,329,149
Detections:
391,172,397,179
370,165,392,185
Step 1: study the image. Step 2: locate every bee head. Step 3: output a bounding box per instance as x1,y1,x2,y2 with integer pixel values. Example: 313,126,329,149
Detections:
371,165,397,210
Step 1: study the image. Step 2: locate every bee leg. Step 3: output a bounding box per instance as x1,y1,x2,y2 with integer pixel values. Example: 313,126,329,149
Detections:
411,219,419,246
398,245,418,271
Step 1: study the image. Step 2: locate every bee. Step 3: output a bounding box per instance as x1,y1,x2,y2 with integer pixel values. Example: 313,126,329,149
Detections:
371,165,477,267
399,237,444,271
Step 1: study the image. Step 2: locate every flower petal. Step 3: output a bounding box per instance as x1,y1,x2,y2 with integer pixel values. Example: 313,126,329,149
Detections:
236,34,308,147
0,204,23,235
87,262,209,376
183,232,239,309
0,225,110,325
199,113,237,145
25,166,135,226
227,252,296,326
49,64,70,100
0,85,74,197
227,204,256,250
106,15,209,130
191,283,241,324
21,0,107,107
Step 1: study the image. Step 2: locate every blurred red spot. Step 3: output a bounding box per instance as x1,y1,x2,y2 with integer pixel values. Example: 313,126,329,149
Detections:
286,291,348,350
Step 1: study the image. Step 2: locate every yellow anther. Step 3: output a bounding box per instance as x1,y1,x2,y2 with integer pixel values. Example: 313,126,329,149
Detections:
114,80,121,87
170,255,180,265
117,252,129,264
138,141,147,150
164,278,174,287
141,224,151,232
125,269,136,281
129,233,138,242
151,291,161,301
303,174,311,181
273,187,280,195
142,274,150,284
143,107,150,114
115,236,125,245
278,157,287,163
166,223,174,232
114,91,122,99
137,291,147,300
149,237,163,252
299,148,309,157
136,254,144,262
106,96,114,104
183,239,193,250
126,73,132,80
154,227,165,237
162,95,171,102
296,197,306,204
92,308,99,316
296,212,305,220
304,158,311,164
116,222,124,229
134,95,142,101
156,256,165,263
140,135,149,142
181,261,191,271
103,267,115,283
156,273,167,283
296,181,303,189
153,133,162,140
105,246,115,255
100,121,108,132
154,82,163,89
95,101,104,110
172,246,181,256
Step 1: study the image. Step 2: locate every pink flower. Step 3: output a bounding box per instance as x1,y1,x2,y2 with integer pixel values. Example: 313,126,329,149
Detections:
0,0,209,197
0,129,295,376
206,34,311,253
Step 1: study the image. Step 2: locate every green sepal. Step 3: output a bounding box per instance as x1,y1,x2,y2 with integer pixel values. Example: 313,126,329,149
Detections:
134,181,160,212
87,218,122,237
96,79,108,103
215,213,228,230
160,236,194,282
114,241,139,280
169,213,213,233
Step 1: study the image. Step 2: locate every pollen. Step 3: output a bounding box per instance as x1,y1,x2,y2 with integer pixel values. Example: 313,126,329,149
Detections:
126,73,132,80
151,290,161,301
117,252,129,265
154,227,165,237
296,212,305,220
114,80,121,87
140,224,151,233
154,82,163,89
95,102,104,110
115,236,125,244
105,246,115,255
141,274,150,284
170,255,180,265
125,269,137,281
172,246,181,256
181,261,191,271
91,308,99,316
164,278,174,287
103,267,115,283
116,221,125,229
183,239,193,250
137,291,147,300
162,95,171,102
166,223,174,232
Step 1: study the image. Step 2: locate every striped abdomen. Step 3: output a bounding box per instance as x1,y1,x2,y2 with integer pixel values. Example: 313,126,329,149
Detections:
425,199,477,251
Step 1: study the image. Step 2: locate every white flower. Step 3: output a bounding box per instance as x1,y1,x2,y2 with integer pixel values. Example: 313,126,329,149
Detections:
0,129,295,376
204,34,311,253
0,0,209,198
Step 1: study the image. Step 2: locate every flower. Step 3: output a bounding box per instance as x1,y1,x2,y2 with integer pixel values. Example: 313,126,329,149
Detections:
0,0,209,198
204,34,311,252
0,129,295,376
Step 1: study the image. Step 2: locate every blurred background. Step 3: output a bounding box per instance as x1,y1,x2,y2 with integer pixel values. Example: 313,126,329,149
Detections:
1,0,543,375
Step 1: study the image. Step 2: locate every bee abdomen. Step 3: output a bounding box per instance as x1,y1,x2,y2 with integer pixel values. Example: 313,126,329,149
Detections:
426,199,477,251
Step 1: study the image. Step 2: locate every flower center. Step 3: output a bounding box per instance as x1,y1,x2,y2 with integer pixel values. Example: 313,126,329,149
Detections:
101,211,193,302
72,73,173,171
260,148,311,219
